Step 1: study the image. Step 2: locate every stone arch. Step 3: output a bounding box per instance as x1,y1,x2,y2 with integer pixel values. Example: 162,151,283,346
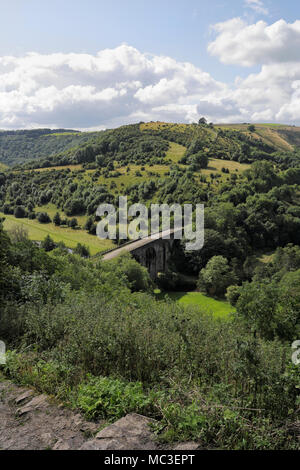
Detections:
145,246,157,279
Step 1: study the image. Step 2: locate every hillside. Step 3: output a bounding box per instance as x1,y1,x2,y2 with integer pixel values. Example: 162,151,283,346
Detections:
1,121,300,169
1,120,300,255
0,128,95,166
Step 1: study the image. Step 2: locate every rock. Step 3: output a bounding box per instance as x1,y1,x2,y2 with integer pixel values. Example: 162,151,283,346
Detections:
80,421,100,434
80,413,158,450
52,438,73,450
172,441,200,450
40,432,55,448
16,394,49,416
15,390,34,405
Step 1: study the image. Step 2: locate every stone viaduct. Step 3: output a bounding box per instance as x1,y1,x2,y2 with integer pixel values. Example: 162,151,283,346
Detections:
102,229,180,279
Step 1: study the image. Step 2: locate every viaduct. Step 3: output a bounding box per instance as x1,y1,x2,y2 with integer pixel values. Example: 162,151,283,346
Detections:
102,229,180,279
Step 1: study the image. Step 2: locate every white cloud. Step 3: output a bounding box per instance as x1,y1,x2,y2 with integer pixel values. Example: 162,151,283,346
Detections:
0,45,229,129
1,31,300,130
205,16,300,126
208,18,300,66
244,0,269,16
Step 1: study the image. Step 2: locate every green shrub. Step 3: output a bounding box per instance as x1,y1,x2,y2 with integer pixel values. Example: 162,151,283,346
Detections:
75,375,155,420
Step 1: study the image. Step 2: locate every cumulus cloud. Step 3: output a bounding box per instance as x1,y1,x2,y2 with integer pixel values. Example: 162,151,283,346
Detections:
208,18,300,66
1,32,300,130
205,16,300,126
0,45,228,130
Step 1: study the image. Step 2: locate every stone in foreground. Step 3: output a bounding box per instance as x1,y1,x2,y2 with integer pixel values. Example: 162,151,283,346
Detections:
80,413,158,450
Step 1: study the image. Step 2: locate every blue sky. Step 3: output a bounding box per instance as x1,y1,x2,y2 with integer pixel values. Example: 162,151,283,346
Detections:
0,1,300,128
1,0,298,81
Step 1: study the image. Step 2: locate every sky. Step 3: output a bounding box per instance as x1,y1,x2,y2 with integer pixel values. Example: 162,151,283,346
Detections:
0,0,300,129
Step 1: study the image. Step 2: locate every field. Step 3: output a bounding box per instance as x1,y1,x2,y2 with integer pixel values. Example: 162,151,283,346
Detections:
165,141,186,162
28,164,83,172
200,158,250,178
217,123,295,151
0,211,114,255
157,291,235,318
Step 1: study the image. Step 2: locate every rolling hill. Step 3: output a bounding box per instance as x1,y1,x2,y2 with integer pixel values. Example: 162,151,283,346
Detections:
1,121,300,169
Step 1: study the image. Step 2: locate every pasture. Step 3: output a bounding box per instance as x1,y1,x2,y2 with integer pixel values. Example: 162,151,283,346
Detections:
0,211,114,255
157,291,235,319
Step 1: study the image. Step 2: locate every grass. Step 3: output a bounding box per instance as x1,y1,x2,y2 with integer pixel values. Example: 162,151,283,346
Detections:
157,291,235,319
87,164,170,190
26,164,83,172
165,142,186,163
140,121,190,132
43,132,81,137
34,203,88,228
216,123,295,151
195,158,250,186
0,212,114,255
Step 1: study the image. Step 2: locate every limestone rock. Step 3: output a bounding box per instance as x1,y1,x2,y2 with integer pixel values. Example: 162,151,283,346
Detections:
15,390,34,405
16,394,49,416
80,413,158,450
172,441,200,450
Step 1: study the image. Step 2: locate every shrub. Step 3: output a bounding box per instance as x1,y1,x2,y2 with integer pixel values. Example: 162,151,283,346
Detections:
37,212,51,224
74,243,90,258
14,205,26,218
75,375,154,420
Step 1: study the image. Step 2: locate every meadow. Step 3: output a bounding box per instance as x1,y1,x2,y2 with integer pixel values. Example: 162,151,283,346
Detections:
0,210,114,255
156,291,235,319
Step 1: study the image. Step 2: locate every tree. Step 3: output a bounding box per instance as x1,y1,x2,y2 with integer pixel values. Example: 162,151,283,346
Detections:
275,270,300,340
74,243,90,258
14,206,26,218
111,253,153,292
53,212,61,226
226,285,241,306
41,234,56,252
198,256,237,297
192,151,208,169
37,212,51,224
8,225,28,243
236,280,278,339
248,125,256,132
69,218,78,229
198,117,207,125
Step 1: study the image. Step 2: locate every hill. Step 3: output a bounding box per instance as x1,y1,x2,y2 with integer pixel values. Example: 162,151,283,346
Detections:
1,120,300,254
1,121,300,169
0,128,95,166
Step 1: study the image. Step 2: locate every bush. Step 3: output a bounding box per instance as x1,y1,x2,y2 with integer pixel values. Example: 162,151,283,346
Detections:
74,243,90,258
111,253,153,292
41,235,56,252
37,212,51,224
226,285,241,306
14,205,26,218
75,375,155,420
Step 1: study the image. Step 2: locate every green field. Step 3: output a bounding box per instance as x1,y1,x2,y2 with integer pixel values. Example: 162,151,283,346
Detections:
0,211,114,255
165,141,186,162
157,291,236,318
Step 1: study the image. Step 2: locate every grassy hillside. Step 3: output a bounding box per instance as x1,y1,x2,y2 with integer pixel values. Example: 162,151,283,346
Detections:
1,211,114,255
156,291,235,318
1,121,300,169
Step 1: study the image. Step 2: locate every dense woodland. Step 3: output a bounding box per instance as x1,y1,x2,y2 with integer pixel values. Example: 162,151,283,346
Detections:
0,121,300,449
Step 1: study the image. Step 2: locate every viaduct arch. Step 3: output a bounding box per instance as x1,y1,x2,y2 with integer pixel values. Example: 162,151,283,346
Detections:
101,229,180,279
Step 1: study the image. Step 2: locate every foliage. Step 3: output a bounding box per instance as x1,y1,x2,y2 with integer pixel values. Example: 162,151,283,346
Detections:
198,256,237,297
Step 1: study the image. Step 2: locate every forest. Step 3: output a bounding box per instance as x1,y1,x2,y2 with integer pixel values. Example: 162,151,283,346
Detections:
0,120,299,449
